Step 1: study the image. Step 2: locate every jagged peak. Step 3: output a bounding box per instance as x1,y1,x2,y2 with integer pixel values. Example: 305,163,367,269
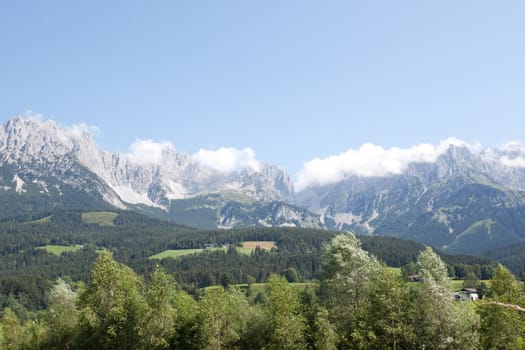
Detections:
0,116,295,206
0,116,99,154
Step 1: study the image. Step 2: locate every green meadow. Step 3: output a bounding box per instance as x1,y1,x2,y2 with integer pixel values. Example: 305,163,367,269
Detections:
37,244,83,256
81,211,118,226
149,247,226,259
150,241,278,259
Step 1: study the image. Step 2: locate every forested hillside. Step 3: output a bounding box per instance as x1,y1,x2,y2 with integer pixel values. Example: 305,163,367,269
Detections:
485,242,525,276
0,210,498,314
1,234,524,349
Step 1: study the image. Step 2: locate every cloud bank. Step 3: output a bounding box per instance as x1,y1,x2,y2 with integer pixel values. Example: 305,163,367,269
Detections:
483,142,525,169
296,138,477,190
125,140,262,172
192,147,261,173
501,156,525,168
126,139,175,165
111,136,525,188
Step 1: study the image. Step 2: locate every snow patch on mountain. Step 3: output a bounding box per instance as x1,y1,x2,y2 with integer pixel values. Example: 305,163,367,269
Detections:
112,185,160,207
278,222,297,228
13,174,26,193
334,212,362,226
165,181,188,200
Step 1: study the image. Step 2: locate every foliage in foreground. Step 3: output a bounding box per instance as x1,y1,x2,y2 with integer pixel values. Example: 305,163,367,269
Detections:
1,234,524,349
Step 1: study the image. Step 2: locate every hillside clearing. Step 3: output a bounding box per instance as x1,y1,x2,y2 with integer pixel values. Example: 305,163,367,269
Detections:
149,247,227,259
242,241,277,250
37,244,83,256
150,242,278,259
81,211,118,226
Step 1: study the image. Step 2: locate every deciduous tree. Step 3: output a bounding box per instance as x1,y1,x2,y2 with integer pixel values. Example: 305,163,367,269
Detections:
478,264,525,349
414,247,479,350
319,232,381,347
264,274,307,350
76,250,148,350
43,278,79,349
198,287,249,350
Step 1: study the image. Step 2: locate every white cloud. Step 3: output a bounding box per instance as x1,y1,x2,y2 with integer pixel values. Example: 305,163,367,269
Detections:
192,147,261,173
126,139,175,165
65,123,100,139
482,142,525,168
14,113,100,143
501,156,525,168
21,110,43,120
296,138,477,190
498,141,525,153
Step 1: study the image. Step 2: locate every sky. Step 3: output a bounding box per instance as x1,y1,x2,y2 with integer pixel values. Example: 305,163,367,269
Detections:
1,1,525,185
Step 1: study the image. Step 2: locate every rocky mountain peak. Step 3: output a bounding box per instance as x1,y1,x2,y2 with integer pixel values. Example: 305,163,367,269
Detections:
2,118,64,156
0,116,295,209
433,145,479,180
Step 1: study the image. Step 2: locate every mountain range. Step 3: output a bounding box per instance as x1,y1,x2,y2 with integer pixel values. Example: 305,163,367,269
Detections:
2,116,525,253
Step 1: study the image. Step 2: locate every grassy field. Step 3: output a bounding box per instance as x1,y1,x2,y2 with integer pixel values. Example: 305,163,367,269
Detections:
386,266,402,275
242,241,277,250
235,246,255,255
450,279,490,290
235,241,278,255
37,244,83,256
149,247,227,259
26,216,52,224
451,280,464,290
151,241,278,259
81,211,118,226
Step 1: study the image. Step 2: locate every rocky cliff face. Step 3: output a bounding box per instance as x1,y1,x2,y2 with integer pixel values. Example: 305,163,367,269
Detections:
0,118,125,212
218,201,322,229
0,117,294,205
73,140,296,208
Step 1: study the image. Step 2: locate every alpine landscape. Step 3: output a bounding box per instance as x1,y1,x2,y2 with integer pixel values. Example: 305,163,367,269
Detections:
4,116,525,254
2,2,525,349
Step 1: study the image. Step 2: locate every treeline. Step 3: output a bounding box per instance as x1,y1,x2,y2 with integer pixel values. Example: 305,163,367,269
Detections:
485,240,525,276
146,248,322,288
1,234,524,350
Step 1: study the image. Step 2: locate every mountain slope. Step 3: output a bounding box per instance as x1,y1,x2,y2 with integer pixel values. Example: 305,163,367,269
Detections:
297,145,525,253
0,117,303,227
0,118,125,218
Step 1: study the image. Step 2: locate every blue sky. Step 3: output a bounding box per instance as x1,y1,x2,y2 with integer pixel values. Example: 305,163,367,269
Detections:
1,1,525,176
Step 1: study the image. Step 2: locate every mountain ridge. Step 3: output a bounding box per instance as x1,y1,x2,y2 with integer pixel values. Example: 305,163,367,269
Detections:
0,116,294,204
0,117,313,229
297,144,525,252
2,116,525,253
